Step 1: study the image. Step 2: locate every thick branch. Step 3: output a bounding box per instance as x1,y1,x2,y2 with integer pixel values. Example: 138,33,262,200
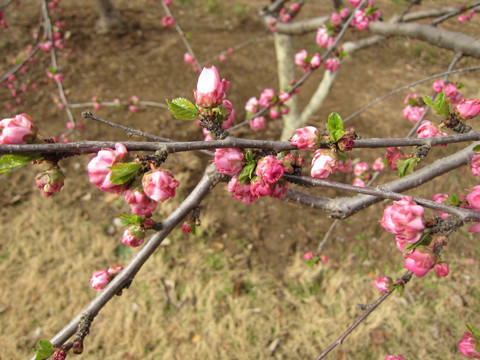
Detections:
284,142,480,219
368,22,480,58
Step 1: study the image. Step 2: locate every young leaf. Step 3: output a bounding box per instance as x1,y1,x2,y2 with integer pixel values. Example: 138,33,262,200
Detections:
466,324,480,339
33,340,55,360
446,193,459,206
166,98,199,121
473,144,480,152
0,154,43,173
237,163,256,184
119,214,143,226
423,92,450,118
245,150,255,164
326,113,345,143
109,163,142,185
396,157,420,178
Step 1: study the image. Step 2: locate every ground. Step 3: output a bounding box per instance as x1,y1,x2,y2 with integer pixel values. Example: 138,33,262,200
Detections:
1,0,480,359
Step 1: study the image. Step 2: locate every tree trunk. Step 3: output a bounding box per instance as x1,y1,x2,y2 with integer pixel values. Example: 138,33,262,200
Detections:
95,0,127,35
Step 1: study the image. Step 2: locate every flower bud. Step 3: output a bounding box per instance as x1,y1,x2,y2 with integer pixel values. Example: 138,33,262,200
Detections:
214,148,245,175
404,247,437,277
142,169,180,203
291,126,318,151
122,225,145,248
35,167,65,197
311,149,337,179
52,349,67,360
458,331,480,358
434,262,449,277
90,270,111,292
455,98,480,120
124,188,157,215
386,147,404,170
256,155,285,184
467,185,480,211
373,276,393,293
0,113,37,144
194,66,230,108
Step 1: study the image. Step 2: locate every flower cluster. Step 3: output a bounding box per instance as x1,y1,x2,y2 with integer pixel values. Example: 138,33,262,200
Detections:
295,50,321,73
350,0,381,31
87,143,180,247
380,196,425,251
432,80,463,104
245,88,290,130
402,93,425,122
458,9,475,23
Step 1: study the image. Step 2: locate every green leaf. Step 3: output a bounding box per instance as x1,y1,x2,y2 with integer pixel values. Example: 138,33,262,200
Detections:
473,145,480,152
326,113,344,143
446,193,459,206
166,98,199,121
404,234,432,252
0,153,43,173
237,163,256,183
396,157,420,178
466,324,480,339
33,340,55,360
245,150,255,164
119,214,143,226
423,92,450,118
109,163,141,185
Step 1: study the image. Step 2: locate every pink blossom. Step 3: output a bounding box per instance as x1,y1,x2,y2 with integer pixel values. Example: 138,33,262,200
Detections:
403,93,419,105
35,168,65,197
0,113,37,144
290,2,300,11
278,91,291,103
53,73,64,83
250,177,272,197
467,186,480,211
40,41,53,53
270,108,280,119
129,105,138,113
458,14,468,23
304,252,313,261
444,83,458,98
386,147,404,170
182,223,192,233
351,9,370,30
184,52,195,64
455,98,480,120
432,79,444,93
194,66,230,108
142,169,180,203
402,105,424,122
417,120,447,145
250,116,266,130
373,276,392,293
87,143,129,194
258,88,275,107
161,15,174,27
219,54,227,61
90,270,111,292
353,162,369,177
372,157,385,171
291,126,318,151
380,196,425,244
336,159,352,172
352,178,366,187
431,193,450,219
256,155,285,184
331,13,341,26
227,175,258,204
316,26,336,48
269,181,290,199
122,226,146,248
394,235,407,252
214,148,245,175
349,0,361,6
458,332,480,358
165,0,172,5
245,97,259,114
404,247,437,277
468,222,480,233
434,262,449,277
124,188,157,215
295,50,309,72
385,356,407,360
471,153,480,176
311,150,337,179
311,53,322,69
221,100,235,129
324,58,340,72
